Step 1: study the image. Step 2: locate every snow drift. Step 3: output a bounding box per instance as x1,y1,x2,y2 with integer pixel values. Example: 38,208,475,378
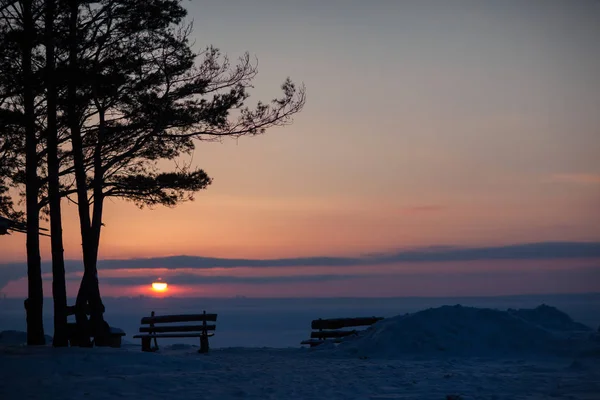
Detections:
335,305,598,358
507,304,592,332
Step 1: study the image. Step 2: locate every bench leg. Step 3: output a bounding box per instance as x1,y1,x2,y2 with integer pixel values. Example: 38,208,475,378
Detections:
141,337,152,352
199,335,209,353
109,334,122,348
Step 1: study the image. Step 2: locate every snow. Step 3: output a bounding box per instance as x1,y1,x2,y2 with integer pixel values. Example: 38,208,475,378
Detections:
336,305,600,359
508,304,593,332
1,303,599,399
0,344,599,399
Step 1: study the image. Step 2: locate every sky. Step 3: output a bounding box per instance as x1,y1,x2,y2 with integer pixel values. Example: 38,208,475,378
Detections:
1,0,599,298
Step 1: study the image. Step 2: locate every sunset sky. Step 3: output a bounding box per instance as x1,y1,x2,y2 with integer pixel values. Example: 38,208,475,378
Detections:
1,0,599,298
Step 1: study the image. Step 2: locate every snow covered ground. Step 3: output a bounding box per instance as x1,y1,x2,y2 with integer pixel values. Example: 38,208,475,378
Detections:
1,302,600,399
336,305,600,359
1,344,599,400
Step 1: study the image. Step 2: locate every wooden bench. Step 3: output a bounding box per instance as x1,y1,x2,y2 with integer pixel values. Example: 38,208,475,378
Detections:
301,316,383,347
65,305,126,347
133,311,217,353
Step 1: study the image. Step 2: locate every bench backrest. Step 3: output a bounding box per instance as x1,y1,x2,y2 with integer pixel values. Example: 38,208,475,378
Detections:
310,316,383,340
141,313,217,324
311,317,383,330
139,311,218,334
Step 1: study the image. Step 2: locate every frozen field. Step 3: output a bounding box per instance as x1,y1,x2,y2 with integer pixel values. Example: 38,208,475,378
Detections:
1,344,599,400
1,297,600,400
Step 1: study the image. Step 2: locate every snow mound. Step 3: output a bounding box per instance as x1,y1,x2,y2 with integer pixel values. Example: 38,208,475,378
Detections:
0,330,53,346
508,304,592,332
336,305,598,359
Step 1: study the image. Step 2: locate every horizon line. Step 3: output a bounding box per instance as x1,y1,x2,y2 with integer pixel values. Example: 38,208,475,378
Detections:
2,291,600,300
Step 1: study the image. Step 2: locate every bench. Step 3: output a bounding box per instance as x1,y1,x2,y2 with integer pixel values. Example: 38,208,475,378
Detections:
65,305,126,347
133,310,217,353
301,316,383,347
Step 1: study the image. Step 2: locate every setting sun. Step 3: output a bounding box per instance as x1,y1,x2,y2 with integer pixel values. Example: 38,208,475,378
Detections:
152,280,168,292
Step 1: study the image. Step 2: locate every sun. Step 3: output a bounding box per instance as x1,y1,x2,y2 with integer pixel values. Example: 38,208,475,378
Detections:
151,280,168,292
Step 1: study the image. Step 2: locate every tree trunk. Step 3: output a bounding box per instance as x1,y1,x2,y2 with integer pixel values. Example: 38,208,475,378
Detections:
90,108,106,272
45,0,68,347
68,0,93,345
22,0,45,346
86,106,110,346
67,0,106,345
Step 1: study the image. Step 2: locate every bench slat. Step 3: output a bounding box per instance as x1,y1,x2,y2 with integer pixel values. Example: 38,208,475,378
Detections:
311,317,383,330
133,333,214,339
310,330,357,339
139,324,216,333
141,313,218,324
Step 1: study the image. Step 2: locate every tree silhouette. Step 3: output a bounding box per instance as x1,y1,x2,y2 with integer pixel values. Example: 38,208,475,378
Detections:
1,0,305,345
1,0,73,346
59,0,305,342
0,0,47,345
44,0,68,346
0,121,22,220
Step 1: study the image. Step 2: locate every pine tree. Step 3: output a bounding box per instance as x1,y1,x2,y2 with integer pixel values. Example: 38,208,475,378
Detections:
1,0,305,345
58,0,305,342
